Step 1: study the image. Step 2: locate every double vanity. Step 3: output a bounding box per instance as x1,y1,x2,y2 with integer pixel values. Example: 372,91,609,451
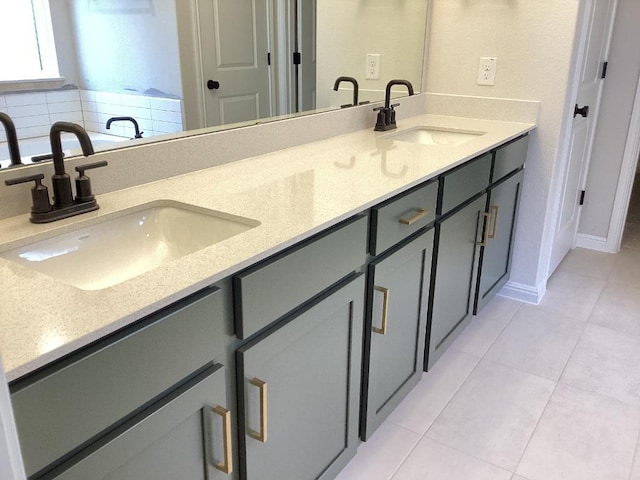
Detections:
0,103,534,479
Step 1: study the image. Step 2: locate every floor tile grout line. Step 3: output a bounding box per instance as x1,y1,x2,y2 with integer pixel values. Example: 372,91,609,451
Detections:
626,426,640,480
382,424,427,480
511,304,590,476
422,435,516,476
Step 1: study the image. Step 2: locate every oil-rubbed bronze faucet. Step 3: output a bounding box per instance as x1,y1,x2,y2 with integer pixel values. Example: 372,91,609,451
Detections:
333,76,359,108
106,116,143,139
374,79,415,131
4,122,108,223
0,112,23,167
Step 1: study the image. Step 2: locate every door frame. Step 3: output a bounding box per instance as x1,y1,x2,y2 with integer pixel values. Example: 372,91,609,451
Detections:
546,0,618,276
606,69,640,251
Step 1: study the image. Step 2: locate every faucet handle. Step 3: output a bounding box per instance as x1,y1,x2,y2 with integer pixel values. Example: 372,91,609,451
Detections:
74,160,108,203
4,173,52,214
373,106,389,131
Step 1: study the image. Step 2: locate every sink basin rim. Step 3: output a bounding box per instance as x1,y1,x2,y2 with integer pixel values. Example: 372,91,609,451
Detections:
0,199,261,290
384,126,487,146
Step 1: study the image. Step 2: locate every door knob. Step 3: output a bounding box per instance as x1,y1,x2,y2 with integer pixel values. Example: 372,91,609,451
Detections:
207,80,220,90
574,104,589,118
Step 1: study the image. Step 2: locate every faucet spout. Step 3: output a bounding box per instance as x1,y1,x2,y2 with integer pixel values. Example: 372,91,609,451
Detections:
333,76,359,107
384,79,414,108
106,116,143,138
49,122,94,207
0,112,23,167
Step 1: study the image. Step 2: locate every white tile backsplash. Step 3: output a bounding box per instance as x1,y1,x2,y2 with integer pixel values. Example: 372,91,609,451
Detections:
49,112,83,124
150,97,181,112
5,92,47,107
152,119,183,134
12,115,49,129
7,104,48,118
121,94,151,109
0,89,182,142
45,90,80,103
93,91,122,106
47,101,82,115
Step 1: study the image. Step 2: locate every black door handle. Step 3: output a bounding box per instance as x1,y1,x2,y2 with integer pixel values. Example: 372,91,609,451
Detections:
207,80,220,90
574,104,589,118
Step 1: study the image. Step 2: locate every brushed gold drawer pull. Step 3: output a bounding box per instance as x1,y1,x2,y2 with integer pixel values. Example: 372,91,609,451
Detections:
399,208,428,225
212,406,233,474
480,212,491,247
489,205,500,239
373,286,390,335
249,378,268,443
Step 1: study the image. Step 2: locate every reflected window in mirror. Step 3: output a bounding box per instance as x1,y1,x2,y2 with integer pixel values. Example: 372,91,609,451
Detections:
0,0,60,82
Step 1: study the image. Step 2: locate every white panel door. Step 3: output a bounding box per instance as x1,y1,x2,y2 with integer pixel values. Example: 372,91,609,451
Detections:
198,0,272,126
549,0,617,273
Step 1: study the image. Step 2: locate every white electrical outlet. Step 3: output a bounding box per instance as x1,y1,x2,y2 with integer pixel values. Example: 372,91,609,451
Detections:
477,56,497,86
366,54,380,80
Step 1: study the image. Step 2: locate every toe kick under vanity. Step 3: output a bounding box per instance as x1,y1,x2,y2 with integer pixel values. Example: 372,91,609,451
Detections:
0,110,533,480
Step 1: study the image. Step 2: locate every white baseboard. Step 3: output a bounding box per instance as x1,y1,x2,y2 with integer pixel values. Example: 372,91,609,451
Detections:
575,233,611,252
498,280,545,305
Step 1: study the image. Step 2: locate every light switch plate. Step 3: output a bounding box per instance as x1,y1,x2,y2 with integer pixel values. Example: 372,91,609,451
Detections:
366,54,380,80
477,56,497,86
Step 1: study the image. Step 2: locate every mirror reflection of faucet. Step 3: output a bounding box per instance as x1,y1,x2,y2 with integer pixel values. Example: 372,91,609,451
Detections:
4,122,108,223
106,116,143,139
334,155,357,169
333,77,372,109
373,79,414,132
371,143,407,178
0,112,23,168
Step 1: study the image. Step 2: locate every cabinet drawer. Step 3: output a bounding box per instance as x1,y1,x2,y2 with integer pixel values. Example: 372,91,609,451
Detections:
370,180,438,256
12,286,225,478
441,153,492,214
234,215,368,339
492,135,529,183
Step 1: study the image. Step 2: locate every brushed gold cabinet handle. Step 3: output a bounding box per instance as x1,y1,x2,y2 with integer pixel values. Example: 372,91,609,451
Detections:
399,208,428,225
480,212,491,247
212,406,233,474
249,378,268,443
489,205,500,239
373,286,390,335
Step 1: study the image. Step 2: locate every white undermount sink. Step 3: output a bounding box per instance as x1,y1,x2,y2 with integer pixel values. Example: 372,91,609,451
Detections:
1,200,260,290
386,126,486,146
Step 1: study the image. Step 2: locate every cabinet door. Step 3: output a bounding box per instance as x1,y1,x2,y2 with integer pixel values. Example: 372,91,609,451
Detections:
53,364,233,480
475,170,524,313
237,275,364,480
428,195,486,369
362,230,433,440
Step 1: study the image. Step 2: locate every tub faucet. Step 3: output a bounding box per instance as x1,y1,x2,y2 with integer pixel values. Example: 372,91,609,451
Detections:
106,116,143,138
0,112,23,167
374,79,415,131
4,122,108,223
333,76,359,108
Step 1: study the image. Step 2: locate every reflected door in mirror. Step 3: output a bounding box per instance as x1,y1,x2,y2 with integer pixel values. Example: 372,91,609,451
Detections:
197,0,272,126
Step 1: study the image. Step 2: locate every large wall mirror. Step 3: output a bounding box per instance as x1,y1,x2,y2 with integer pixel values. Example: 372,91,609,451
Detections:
0,0,429,168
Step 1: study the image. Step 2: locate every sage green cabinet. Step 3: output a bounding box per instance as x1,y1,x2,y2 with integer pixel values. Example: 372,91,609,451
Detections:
361,230,433,440
10,285,233,480
236,275,364,480
475,169,524,313
427,194,487,369
474,135,528,313
51,364,233,480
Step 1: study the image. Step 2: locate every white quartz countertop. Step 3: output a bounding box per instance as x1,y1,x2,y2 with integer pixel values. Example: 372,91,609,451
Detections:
0,113,534,381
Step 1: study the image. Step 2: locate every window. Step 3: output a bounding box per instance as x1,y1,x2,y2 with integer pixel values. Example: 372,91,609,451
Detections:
0,0,60,82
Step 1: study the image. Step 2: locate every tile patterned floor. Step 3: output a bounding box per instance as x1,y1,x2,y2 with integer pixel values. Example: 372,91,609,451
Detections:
335,181,640,480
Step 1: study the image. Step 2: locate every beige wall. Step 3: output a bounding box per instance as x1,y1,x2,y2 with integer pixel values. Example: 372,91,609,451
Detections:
426,0,582,296
316,0,427,108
